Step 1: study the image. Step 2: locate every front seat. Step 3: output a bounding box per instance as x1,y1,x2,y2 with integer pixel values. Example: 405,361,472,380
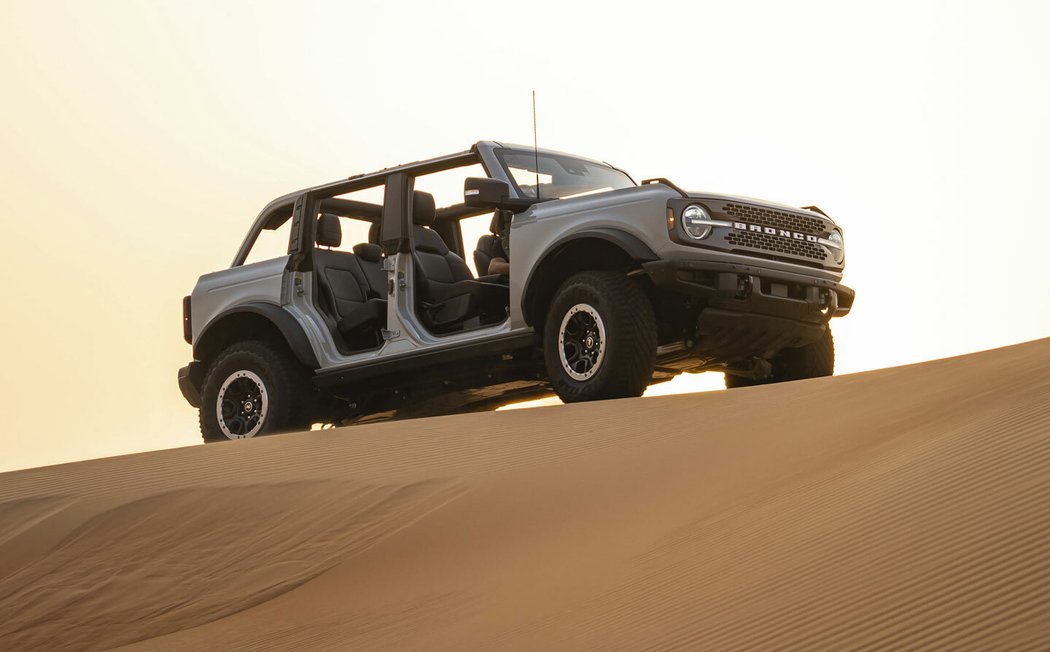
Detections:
410,191,508,331
474,211,510,278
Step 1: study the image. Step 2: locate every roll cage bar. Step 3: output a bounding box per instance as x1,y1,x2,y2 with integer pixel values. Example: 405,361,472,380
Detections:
231,141,633,268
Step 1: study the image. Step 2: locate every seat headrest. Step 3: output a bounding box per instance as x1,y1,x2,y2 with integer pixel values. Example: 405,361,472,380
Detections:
412,191,436,226
316,213,342,248
489,209,510,234
353,242,383,262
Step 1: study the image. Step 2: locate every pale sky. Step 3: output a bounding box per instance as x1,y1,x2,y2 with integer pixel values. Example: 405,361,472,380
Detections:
1,0,1048,472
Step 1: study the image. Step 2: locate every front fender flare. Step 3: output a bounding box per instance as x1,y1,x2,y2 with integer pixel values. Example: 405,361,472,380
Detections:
521,228,659,325
556,227,659,262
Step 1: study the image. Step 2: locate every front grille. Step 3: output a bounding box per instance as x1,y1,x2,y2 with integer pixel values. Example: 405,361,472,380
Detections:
725,230,826,261
722,203,825,235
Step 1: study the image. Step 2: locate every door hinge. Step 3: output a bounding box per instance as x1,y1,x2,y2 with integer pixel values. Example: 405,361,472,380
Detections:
381,329,400,341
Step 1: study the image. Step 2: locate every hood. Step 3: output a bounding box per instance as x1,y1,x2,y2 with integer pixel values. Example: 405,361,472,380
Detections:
524,182,828,222
525,183,678,220
686,190,829,220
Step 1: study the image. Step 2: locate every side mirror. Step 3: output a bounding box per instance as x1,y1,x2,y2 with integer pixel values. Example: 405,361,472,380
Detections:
464,177,538,212
464,177,511,209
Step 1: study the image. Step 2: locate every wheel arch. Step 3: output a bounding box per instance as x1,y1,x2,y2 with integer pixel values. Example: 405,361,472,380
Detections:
192,303,320,370
521,228,658,331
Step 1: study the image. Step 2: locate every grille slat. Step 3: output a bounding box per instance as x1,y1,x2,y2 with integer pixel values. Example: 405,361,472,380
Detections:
717,202,829,264
721,203,825,235
724,230,827,261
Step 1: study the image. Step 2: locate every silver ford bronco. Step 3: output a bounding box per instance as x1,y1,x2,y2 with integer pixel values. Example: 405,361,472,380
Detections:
178,141,854,441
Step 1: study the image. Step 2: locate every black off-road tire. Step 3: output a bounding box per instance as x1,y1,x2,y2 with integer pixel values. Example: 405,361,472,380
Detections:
725,326,835,389
543,271,657,403
199,340,312,443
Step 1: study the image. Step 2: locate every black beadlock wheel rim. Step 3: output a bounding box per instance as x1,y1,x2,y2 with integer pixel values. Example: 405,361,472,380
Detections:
215,370,269,439
558,303,607,381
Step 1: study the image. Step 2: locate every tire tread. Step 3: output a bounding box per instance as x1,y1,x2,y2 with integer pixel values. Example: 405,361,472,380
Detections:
544,271,657,402
198,340,311,442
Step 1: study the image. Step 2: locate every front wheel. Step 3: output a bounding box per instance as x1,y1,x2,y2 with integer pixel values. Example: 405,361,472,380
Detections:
725,326,835,388
199,340,311,442
543,271,657,403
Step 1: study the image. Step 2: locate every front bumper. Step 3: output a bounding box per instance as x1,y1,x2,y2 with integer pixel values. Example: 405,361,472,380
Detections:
644,258,854,324
178,361,204,408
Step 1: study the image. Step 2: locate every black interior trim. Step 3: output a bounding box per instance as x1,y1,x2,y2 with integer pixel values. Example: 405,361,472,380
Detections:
319,197,382,220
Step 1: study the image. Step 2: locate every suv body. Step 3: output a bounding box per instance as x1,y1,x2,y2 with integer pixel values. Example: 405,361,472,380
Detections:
179,141,854,441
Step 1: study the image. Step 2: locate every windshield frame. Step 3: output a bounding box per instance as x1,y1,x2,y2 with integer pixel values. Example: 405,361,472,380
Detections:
493,147,636,202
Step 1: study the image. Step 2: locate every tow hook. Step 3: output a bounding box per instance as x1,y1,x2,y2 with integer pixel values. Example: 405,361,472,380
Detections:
820,289,839,322
735,274,753,300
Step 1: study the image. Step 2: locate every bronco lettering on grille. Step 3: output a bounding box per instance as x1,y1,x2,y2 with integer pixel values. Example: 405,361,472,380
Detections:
732,222,819,243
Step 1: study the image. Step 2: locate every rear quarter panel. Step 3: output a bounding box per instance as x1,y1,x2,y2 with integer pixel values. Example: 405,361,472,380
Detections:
190,257,287,342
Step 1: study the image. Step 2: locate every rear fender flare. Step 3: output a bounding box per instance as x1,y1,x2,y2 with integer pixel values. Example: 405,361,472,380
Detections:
193,302,320,369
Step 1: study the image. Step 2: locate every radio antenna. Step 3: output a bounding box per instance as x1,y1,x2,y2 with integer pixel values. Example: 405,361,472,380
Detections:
532,90,540,200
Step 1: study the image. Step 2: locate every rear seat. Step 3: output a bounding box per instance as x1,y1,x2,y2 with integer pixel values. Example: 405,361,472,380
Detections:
350,243,387,298
313,214,387,349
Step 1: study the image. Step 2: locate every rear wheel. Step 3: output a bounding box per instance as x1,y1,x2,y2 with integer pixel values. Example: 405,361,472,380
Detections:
543,271,656,403
725,326,835,388
199,340,311,442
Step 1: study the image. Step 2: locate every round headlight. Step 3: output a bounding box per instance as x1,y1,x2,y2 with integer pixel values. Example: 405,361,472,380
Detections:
681,204,712,240
826,229,844,263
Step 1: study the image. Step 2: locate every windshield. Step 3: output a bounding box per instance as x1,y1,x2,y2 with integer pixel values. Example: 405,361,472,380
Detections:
495,148,636,200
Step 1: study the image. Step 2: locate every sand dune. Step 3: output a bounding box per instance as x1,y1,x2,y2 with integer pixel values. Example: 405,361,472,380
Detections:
1,339,1048,650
